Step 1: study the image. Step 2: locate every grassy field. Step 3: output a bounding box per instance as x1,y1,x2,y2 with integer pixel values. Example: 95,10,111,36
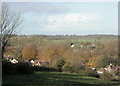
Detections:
2,71,120,86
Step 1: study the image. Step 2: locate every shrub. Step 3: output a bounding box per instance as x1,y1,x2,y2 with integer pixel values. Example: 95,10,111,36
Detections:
72,63,85,73
32,66,57,72
95,54,111,68
2,61,15,74
55,58,65,72
2,61,33,74
62,62,85,73
81,68,98,77
100,72,113,81
108,69,118,76
62,63,74,73
16,62,33,74
78,70,84,75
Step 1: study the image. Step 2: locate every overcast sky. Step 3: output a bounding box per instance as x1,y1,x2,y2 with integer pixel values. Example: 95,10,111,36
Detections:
9,2,118,35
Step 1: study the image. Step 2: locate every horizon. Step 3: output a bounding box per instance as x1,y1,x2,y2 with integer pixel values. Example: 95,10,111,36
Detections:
14,33,118,36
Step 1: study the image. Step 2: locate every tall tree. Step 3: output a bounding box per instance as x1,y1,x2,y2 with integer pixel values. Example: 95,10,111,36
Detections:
22,45,37,60
0,3,22,58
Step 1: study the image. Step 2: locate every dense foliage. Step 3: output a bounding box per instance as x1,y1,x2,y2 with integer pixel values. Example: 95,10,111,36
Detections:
3,35,118,77
22,45,37,60
2,61,33,74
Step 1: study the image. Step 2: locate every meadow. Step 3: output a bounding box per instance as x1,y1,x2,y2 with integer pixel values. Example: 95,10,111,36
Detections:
2,71,120,86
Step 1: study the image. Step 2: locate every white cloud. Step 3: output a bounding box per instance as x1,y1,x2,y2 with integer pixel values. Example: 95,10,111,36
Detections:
46,13,101,24
22,12,117,35
42,13,102,32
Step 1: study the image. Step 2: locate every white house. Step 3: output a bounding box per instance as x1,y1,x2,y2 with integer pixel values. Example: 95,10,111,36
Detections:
97,68,106,74
70,43,75,48
9,59,18,64
30,60,35,64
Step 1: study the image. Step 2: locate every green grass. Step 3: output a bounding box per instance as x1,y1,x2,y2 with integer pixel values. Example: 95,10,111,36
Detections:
2,71,120,86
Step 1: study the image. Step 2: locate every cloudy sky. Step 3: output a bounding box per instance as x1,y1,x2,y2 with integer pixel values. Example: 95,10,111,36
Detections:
9,2,118,35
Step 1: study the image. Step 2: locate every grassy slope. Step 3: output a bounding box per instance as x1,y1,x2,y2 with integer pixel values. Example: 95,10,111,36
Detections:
2,72,120,86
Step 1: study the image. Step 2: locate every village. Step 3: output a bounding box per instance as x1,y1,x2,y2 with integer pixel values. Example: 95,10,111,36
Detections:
1,2,120,86
3,42,120,81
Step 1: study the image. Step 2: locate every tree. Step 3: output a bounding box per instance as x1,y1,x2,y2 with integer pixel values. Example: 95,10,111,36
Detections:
95,54,110,68
0,3,22,58
55,58,65,69
22,45,37,60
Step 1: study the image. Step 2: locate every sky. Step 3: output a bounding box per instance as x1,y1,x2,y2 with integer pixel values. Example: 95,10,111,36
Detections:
8,2,118,35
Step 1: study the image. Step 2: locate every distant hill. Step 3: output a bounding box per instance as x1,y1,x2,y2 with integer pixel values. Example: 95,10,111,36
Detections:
14,34,118,40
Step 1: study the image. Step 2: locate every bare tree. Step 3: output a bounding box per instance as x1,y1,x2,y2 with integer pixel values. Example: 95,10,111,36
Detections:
0,3,22,58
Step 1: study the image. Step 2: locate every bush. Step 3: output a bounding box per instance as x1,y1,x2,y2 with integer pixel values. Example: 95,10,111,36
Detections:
78,70,84,75
100,72,113,81
108,69,118,76
62,62,85,73
32,66,57,72
95,54,110,68
55,58,65,72
56,58,65,68
72,62,85,73
2,61,33,74
2,61,16,74
72,64,85,74
62,63,74,73
16,62,33,74
81,68,98,77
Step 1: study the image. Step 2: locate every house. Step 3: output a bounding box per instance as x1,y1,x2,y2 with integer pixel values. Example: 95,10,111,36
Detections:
30,59,48,67
29,60,35,64
97,63,120,76
91,67,96,71
4,55,12,61
89,43,95,49
73,49,79,52
97,68,106,74
9,58,18,64
70,43,75,48
80,45,83,48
